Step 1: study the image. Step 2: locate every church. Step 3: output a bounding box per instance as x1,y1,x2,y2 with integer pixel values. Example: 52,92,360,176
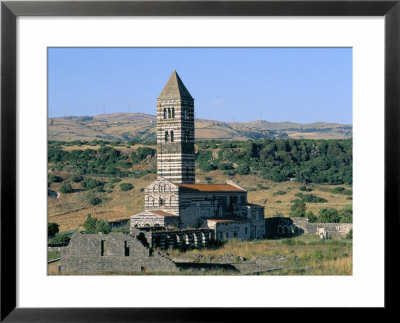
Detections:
130,71,265,240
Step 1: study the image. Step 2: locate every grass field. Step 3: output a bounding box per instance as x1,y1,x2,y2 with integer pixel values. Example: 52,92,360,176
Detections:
48,167,351,232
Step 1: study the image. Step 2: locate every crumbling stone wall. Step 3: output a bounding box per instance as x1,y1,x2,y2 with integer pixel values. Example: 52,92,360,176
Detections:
60,232,179,274
265,217,352,238
291,217,352,236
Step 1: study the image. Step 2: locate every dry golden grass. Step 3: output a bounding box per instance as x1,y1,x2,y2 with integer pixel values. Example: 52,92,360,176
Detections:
49,167,351,232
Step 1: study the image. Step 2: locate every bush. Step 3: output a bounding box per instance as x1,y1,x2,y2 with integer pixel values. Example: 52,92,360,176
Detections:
318,208,340,223
86,193,102,206
81,178,104,190
48,222,59,236
237,164,250,175
48,174,63,182
339,205,353,223
295,193,327,203
71,175,83,183
48,235,70,246
83,214,97,233
346,229,353,239
95,219,111,234
299,186,312,192
140,188,145,192
120,183,133,191
273,190,287,196
110,178,122,183
59,183,73,193
330,187,345,194
306,211,317,223
290,199,306,217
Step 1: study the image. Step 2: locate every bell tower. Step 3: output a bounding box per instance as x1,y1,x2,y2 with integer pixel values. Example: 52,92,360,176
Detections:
156,71,195,184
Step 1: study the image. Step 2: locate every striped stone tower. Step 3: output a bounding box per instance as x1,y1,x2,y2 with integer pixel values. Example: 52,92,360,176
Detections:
156,71,195,184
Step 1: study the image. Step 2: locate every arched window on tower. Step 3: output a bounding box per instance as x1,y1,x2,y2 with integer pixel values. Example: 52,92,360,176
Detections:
170,131,174,142
172,108,175,118
159,198,165,207
168,108,171,119
165,131,169,142
163,109,167,119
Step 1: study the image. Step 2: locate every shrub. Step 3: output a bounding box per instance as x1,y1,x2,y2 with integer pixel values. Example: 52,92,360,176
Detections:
318,208,340,223
48,174,63,182
299,186,312,192
86,193,102,206
83,214,97,233
330,187,345,194
140,188,145,192
48,235,70,246
120,183,133,191
276,200,282,204
290,199,306,217
343,189,353,196
59,183,73,193
295,193,327,203
273,190,287,196
110,178,122,183
346,229,353,239
48,222,59,236
339,205,353,223
237,164,250,175
306,211,317,223
71,175,83,183
95,219,111,234
81,178,104,190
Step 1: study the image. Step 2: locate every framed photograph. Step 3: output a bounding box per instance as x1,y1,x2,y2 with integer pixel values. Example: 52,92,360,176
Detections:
1,0,398,321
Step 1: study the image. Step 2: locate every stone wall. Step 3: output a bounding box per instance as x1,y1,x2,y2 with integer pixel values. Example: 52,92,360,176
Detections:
179,191,247,227
291,217,352,236
265,217,352,238
60,232,179,274
234,204,265,238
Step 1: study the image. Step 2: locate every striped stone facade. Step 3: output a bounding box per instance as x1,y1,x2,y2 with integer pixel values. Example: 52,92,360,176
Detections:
130,71,266,241
156,72,195,184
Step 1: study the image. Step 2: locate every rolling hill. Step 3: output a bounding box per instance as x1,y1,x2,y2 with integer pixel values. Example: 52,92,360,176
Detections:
48,113,352,142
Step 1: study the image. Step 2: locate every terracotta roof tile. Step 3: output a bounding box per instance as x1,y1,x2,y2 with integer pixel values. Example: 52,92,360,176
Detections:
206,216,250,223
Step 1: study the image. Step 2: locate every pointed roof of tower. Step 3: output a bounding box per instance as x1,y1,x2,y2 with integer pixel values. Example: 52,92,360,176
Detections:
158,70,193,100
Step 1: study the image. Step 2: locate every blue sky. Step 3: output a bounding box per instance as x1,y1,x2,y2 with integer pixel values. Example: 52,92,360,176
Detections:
48,48,352,124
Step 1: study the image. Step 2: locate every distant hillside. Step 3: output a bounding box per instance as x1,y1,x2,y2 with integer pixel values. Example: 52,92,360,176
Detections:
48,112,352,142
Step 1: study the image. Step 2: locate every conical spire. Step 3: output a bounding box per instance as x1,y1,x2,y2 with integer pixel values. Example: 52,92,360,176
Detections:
158,71,193,100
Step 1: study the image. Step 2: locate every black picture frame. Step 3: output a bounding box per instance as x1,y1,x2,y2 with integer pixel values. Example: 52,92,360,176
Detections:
1,0,399,321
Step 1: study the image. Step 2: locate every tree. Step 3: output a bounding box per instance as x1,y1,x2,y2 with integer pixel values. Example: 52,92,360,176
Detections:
120,183,133,191
48,174,63,182
339,205,353,223
95,219,111,234
237,164,250,175
290,199,306,217
48,222,59,236
83,214,110,234
59,183,73,193
318,208,340,223
306,211,317,223
83,214,98,233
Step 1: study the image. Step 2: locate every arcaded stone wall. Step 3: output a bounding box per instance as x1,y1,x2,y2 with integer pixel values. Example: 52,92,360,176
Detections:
60,232,179,274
